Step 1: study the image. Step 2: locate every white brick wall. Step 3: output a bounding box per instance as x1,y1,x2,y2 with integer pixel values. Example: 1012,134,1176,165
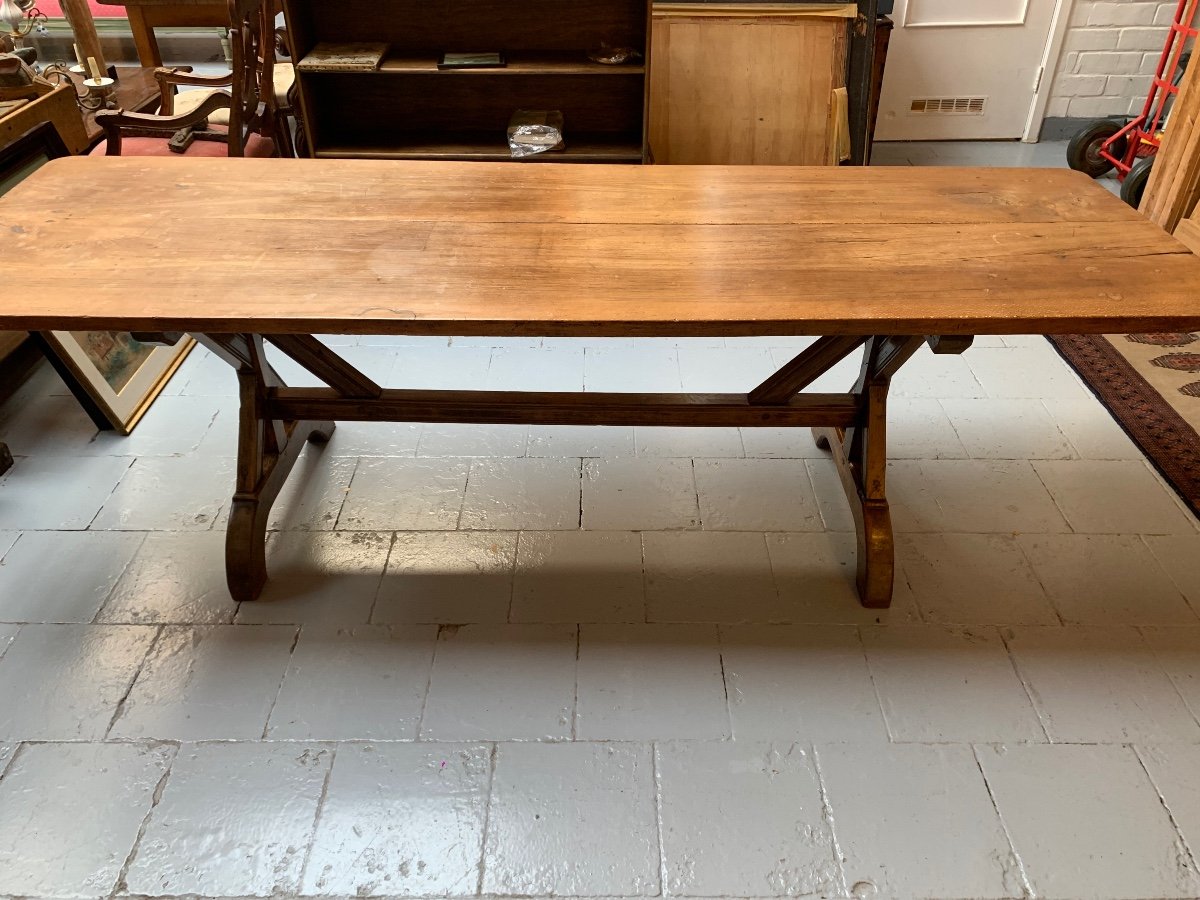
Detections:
1046,0,1178,119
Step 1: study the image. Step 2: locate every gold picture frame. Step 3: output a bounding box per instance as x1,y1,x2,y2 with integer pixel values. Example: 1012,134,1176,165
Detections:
36,331,195,435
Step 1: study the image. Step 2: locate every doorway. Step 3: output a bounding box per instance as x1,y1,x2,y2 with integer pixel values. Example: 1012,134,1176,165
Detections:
876,0,1061,141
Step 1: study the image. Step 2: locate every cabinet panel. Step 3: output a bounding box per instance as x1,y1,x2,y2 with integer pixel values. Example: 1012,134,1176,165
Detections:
649,13,848,165
301,0,647,53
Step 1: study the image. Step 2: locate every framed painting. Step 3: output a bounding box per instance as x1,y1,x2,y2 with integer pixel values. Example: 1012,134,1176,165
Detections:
34,330,195,434
0,122,194,433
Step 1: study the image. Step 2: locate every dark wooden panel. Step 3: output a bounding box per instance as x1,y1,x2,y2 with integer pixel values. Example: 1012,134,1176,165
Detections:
303,0,647,52
306,72,645,137
280,0,317,58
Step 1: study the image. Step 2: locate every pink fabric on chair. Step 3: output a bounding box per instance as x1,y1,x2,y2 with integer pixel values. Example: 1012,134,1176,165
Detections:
33,1,119,17
88,130,277,157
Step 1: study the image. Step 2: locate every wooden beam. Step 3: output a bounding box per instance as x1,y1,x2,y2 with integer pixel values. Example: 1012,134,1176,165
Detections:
264,334,382,398
130,332,186,345
1141,3,1200,231
653,2,857,17
1173,216,1200,254
847,0,880,166
195,333,255,370
925,334,974,354
264,388,860,428
870,335,923,381
59,0,108,79
748,335,866,404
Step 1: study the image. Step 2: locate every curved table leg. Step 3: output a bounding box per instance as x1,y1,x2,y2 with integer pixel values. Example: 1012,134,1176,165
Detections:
225,419,334,603
811,335,923,609
197,333,337,602
813,424,895,608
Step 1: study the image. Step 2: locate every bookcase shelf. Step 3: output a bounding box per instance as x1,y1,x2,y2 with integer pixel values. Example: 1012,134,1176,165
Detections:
283,0,651,162
313,134,645,162
297,51,644,77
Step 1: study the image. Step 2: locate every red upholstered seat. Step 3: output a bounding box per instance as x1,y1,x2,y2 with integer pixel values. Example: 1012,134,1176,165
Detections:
88,129,276,158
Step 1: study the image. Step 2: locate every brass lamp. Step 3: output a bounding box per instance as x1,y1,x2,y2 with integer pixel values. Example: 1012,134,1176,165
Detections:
0,0,47,48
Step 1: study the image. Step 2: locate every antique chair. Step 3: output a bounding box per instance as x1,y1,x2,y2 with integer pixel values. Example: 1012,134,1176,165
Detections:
90,0,289,158
163,14,298,157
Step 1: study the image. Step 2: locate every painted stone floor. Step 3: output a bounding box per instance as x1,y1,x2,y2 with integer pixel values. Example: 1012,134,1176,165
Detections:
0,142,1198,900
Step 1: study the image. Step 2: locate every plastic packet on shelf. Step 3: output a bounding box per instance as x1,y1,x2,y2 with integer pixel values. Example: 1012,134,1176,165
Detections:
507,109,565,158
587,45,642,65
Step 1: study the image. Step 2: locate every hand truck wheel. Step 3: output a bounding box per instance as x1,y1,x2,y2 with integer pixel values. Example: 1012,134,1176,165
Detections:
1067,119,1127,177
1121,155,1155,208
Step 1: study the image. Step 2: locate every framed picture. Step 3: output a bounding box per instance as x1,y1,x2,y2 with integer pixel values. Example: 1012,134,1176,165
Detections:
34,330,195,435
1,122,194,434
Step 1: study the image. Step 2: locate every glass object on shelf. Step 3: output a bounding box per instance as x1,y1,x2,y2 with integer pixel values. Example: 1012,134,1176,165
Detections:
587,44,641,65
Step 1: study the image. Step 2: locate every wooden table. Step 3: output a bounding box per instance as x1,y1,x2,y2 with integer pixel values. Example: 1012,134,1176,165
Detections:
97,0,227,67
3,158,1200,609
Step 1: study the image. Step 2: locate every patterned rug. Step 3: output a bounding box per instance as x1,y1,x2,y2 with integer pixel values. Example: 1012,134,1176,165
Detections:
1050,333,1200,518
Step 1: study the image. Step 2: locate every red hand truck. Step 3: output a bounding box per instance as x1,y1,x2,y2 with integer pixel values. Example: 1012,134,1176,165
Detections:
1067,0,1198,206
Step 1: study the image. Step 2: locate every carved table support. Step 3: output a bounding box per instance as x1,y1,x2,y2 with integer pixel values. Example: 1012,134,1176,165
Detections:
812,336,933,607
195,333,334,602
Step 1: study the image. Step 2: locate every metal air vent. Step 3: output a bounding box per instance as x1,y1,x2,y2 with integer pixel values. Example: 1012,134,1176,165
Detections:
909,97,987,115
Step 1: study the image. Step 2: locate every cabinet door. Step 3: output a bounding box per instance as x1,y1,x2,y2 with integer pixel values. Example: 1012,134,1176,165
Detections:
649,12,848,165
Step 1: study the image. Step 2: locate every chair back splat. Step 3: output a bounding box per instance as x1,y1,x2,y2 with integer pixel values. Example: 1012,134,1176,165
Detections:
228,0,277,156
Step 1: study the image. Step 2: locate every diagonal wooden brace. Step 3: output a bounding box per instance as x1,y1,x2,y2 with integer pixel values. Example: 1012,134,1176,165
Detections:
748,336,867,404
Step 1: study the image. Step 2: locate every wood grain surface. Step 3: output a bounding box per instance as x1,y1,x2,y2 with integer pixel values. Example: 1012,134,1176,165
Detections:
2,157,1199,337
649,13,847,165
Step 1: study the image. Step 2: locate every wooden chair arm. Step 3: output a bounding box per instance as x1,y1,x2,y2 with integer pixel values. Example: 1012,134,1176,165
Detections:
153,66,234,88
154,66,234,113
96,91,233,155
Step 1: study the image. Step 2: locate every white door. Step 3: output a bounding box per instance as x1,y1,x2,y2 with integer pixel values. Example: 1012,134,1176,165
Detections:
876,0,1059,140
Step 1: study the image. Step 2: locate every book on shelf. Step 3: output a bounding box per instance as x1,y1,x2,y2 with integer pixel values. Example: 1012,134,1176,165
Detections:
438,51,506,70
297,43,389,73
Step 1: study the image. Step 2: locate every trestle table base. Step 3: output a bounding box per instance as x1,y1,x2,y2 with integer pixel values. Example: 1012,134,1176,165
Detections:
191,331,970,609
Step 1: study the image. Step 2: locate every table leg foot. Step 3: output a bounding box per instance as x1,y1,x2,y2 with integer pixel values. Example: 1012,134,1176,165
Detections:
224,418,333,602
814,425,895,609
856,499,896,609
307,422,334,444
225,498,269,603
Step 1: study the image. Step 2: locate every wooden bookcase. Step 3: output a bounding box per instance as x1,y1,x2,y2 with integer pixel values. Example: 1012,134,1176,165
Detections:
282,0,651,162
